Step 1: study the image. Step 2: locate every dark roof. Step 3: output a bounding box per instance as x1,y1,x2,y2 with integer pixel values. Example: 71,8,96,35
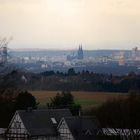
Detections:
64,116,102,140
17,109,72,136
75,136,104,140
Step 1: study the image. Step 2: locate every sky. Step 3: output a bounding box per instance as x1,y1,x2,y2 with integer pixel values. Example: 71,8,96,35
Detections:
0,0,140,50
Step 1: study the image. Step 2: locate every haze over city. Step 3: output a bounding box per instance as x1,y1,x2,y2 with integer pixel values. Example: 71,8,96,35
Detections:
0,0,140,50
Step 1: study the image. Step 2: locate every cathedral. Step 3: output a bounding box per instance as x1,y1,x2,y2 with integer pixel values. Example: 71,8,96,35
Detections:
77,45,84,59
66,45,84,61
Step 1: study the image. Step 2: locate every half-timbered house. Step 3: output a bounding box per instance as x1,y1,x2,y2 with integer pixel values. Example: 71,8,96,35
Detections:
58,116,103,140
6,109,72,140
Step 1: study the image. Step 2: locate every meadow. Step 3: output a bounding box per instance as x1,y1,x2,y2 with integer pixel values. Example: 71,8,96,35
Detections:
31,91,128,110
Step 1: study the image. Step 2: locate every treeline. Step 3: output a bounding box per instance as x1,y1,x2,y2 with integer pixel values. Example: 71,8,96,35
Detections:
39,69,140,92
1,69,140,92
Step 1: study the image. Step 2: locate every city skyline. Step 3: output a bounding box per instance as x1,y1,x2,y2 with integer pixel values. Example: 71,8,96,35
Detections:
0,0,140,50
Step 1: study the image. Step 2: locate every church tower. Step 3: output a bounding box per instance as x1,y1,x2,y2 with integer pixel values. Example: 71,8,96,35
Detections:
77,44,84,59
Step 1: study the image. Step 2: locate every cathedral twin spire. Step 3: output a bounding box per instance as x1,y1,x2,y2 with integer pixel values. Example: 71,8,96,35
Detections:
78,44,84,59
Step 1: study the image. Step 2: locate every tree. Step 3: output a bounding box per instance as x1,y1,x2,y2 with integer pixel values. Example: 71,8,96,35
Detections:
47,91,81,115
85,90,140,140
0,95,15,127
0,90,38,127
0,87,19,127
67,68,76,76
15,91,38,110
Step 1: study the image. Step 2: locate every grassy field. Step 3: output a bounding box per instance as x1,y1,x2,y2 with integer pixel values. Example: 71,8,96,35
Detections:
31,91,128,109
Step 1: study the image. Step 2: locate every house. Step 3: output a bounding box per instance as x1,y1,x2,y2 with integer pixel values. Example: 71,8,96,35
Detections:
103,128,140,140
0,128,6,140
58,116,103,140
6,109,72,140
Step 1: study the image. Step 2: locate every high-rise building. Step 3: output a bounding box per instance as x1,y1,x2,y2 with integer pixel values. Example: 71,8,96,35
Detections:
132,47,138,60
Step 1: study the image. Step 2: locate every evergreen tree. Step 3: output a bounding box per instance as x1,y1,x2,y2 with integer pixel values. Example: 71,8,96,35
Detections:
47,91,81,115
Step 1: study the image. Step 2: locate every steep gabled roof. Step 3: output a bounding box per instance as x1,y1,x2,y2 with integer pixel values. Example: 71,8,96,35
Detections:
63,116,102,140
17,109,72,136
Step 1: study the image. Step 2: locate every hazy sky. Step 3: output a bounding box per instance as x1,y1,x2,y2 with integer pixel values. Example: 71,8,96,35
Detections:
0,0,140,50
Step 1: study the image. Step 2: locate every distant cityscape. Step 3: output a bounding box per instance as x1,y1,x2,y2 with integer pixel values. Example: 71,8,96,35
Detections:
0,41,140,74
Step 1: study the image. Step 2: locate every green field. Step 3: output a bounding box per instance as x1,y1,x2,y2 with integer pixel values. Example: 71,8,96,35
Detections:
31,91,128,109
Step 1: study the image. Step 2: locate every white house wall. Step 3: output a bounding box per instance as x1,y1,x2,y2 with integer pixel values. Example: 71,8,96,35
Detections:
6,112,28,139
58,119,74,140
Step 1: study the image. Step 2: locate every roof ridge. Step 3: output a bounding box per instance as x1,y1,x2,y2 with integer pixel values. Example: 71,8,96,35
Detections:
17,108,70,112
64,116,97,119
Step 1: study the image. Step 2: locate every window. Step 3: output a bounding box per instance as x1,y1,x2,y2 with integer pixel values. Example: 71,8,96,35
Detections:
14,121,21,129
51,118,57,124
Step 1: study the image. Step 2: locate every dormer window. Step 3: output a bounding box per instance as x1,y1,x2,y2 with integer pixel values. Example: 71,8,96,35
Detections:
51,118,57,124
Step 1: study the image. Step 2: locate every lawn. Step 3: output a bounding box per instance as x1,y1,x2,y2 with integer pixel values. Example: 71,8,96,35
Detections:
31,91,128,109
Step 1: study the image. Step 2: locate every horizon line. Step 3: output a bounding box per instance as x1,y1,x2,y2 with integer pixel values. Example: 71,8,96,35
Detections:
11,48,135,52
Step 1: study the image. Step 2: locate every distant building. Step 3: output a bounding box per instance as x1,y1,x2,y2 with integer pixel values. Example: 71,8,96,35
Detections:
21,75,27,83
118,51,125,66
67,45,84,61
67,54,76,61
77,45,84,60
132,47,139,60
